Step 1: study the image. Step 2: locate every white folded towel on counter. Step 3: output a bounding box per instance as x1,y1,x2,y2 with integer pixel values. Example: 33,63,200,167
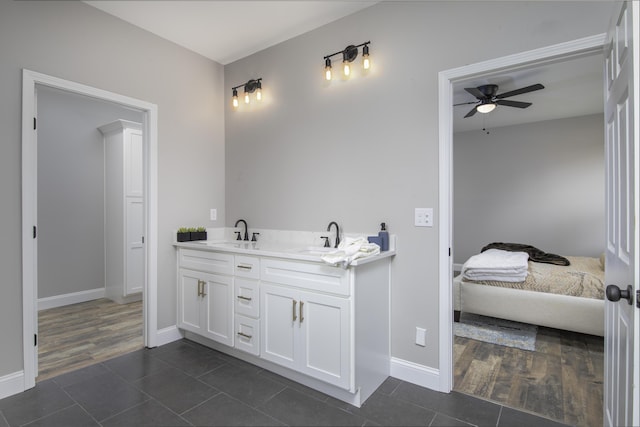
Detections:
462,249,529,282
321,236,380,268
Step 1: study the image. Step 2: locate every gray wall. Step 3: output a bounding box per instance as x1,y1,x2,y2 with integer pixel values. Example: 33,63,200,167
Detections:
37,85,143,299
224,1,611,368
453,114,605,265
0,0,225,376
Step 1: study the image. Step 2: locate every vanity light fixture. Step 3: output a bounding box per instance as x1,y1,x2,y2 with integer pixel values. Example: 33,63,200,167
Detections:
231,78,263,109
323,41,371,80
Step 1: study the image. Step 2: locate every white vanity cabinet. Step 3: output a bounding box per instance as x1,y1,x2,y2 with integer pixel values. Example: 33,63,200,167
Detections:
175,243,392,408
177,249,234,346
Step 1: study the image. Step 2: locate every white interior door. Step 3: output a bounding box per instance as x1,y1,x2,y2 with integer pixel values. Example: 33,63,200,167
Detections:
603,2,639,426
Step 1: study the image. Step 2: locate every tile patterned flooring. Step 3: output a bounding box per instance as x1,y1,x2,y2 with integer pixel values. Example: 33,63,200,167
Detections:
0,339,571,427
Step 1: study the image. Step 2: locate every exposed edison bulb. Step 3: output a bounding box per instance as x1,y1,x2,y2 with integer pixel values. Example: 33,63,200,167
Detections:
343,61,351,77
362,44,371,71
244,91,250,104
256,88,262,102
324,58,332,81
232,89,239,109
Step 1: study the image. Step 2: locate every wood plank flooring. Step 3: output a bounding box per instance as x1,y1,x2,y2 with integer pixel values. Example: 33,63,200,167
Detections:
454,326,603,426
37,298,143,381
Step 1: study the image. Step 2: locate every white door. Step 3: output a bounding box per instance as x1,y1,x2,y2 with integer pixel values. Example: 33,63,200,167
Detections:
125,197,144,295
261,283,298,369
299,291,351,389
603,2,639,427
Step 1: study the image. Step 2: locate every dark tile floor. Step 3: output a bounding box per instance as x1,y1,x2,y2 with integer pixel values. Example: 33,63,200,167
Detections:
0,339,571,427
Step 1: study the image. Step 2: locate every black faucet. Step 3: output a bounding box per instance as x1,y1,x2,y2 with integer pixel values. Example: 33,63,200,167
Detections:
327,221,340,248
234,219,249,241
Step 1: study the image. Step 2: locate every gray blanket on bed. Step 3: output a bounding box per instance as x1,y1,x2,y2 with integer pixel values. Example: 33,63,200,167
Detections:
481,242,571,266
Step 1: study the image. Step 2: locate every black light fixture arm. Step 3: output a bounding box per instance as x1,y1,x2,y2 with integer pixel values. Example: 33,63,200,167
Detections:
232,78,262,92
323,41,371,61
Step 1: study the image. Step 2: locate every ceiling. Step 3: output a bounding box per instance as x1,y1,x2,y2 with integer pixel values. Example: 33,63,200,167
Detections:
453,53,604,133
84,1,377,65
85,1,603,132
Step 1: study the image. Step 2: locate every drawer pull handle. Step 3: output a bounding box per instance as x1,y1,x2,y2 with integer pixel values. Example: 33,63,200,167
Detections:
292,300,298,322
300,301,304,323
237,295,252,301
237,332,253,339
237,265,252,270
200,280,207,297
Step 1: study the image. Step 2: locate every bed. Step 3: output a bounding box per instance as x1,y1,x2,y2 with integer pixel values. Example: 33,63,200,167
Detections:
453,254,605,336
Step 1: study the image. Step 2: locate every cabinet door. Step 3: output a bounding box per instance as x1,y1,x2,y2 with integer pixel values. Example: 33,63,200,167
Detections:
178,269,203,334
299,291,351,389
260,283,298,370
125,197,144,296
203,273,234,346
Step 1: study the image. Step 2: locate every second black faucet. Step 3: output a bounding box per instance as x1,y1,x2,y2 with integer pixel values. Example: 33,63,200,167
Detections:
327,221,340,248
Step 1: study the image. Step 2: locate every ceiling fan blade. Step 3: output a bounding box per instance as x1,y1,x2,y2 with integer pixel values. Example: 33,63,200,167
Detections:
495,83,544,99
453,101,480,106
464,87,486,99
464,106,478,118
495,99,532,108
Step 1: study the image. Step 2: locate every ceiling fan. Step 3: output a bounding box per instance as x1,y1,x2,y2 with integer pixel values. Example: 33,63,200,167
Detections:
455,83,545,118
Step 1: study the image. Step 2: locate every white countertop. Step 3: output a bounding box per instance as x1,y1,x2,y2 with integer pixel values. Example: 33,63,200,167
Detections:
174,239,396,266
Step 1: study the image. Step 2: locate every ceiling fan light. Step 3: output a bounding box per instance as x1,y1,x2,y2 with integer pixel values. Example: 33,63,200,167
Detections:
477,102,496,114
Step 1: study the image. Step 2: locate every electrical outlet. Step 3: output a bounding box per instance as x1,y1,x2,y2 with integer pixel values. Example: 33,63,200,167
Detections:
416,327,426,347
415,208,433,227
210,208,217,221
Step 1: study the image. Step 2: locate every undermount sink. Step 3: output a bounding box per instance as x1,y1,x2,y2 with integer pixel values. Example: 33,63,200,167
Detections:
296,246,336,256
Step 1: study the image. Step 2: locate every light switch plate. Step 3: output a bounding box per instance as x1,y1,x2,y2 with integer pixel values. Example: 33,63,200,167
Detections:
415,208,433,227
416,327,426,346
210,208,217,221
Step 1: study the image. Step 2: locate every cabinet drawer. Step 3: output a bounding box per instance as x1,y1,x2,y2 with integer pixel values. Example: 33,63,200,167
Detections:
234,255,260,279
179,249,234,275
234,278,259,318
261,259,350,296
235,315,260,356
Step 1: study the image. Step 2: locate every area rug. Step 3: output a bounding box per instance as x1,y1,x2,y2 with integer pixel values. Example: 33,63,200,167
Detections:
454,313,537,351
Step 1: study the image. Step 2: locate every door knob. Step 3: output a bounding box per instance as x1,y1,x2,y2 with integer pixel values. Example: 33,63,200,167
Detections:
606,284,633,305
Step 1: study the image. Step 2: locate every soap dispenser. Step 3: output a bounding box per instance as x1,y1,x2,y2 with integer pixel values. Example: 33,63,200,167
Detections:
378,223,389,251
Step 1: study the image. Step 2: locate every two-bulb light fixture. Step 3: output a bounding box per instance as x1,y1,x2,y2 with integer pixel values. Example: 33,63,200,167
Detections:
324,41,371,81
231,78,263,109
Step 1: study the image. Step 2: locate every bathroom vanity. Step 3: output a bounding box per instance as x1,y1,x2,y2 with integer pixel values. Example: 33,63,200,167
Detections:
174,235,395,407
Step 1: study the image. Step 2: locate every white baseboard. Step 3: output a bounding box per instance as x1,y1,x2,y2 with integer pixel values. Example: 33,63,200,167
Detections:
0,371,25,400
390,357,442,392
38,288,105,311
154,325,183,347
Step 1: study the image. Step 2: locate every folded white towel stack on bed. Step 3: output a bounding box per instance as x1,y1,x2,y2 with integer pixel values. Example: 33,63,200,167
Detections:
462,249,528,282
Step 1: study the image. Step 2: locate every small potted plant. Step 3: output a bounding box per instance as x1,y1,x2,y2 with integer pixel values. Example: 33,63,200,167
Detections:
177,227,191,242
191,226,207,241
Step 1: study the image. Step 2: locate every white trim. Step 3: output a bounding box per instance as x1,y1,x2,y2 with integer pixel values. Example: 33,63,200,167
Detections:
390,357,441,391
155,325,184,347
38,288,106,311
437,34,607,393
0,371,25,400
21,69,159,394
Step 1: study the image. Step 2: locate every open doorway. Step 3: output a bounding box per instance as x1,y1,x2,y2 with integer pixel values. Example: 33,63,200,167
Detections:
21,70,159,391
35,85,145,380
437,34,607,422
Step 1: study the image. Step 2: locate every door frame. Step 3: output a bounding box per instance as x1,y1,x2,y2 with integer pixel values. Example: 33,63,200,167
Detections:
21,69,159,390
437,34,606,392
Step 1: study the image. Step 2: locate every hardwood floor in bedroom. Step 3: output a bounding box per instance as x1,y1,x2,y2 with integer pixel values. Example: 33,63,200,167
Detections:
38,298,143,381
454,327,603,426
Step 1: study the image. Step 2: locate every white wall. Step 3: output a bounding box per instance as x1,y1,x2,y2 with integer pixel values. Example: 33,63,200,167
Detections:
453,114,605,264
38,85,143,299
0,1,224,376
224,1,611,370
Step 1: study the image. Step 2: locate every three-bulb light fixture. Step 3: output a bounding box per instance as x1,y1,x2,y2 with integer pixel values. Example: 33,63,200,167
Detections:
324,41,371,81
231,78,263,109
